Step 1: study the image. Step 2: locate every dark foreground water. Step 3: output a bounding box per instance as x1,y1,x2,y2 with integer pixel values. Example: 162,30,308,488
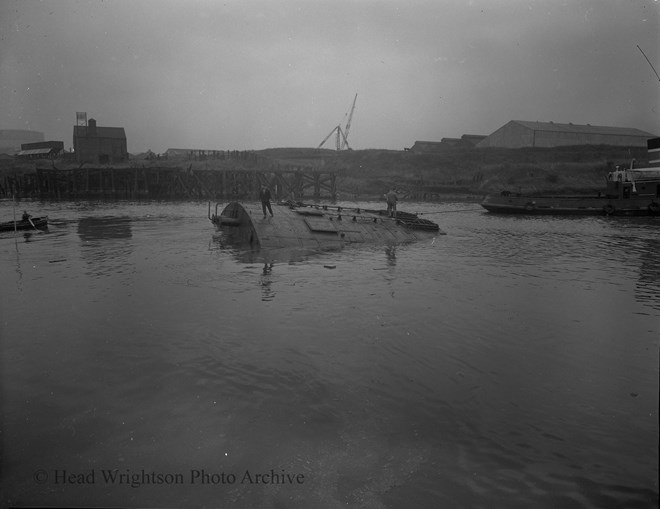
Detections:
1,199,658,509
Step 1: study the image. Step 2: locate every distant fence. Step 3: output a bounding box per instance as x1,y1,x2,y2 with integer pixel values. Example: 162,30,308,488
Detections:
1,166,337,201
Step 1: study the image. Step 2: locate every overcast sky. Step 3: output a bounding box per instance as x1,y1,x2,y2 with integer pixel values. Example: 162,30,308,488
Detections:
1,0,658,153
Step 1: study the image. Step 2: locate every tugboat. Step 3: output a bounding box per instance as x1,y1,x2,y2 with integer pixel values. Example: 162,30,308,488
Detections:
208,201,444,251
482,137,660,216
481,161,660,216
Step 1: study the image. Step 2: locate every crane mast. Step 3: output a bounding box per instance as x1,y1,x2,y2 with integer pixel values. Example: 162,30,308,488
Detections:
318,94,357,151
341,93,357,150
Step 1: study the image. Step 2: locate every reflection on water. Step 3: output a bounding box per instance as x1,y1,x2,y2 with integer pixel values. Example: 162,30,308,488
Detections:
77,216,133,279
636,238,660,310
12,244,23,292
0,200,657,509
260,263,276,301
77,216,133,241
385,245,396,266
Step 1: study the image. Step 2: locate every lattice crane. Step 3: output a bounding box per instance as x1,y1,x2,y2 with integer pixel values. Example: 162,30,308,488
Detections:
318,93,358,151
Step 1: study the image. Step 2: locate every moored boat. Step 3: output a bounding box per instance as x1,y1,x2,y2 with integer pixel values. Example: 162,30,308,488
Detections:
0,216,49,232
482,164,660,216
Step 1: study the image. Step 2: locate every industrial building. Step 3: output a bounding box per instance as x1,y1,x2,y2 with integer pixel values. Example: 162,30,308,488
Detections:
476,121,656,149
410,134,486,153
73,118,127,164
16,141,64,159
649,137,660,165
0,129,44,155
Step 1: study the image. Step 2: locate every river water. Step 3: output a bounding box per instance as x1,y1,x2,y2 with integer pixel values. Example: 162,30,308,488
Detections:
1,199,658,509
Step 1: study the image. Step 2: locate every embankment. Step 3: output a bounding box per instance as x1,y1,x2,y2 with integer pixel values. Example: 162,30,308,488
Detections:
263,145,651,198
1,144,650,200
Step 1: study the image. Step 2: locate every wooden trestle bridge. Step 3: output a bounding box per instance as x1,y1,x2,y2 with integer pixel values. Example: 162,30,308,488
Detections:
2,165,338,201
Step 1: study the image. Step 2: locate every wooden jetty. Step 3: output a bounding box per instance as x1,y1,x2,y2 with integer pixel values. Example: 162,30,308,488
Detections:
209,201,444,252
1,165,338,201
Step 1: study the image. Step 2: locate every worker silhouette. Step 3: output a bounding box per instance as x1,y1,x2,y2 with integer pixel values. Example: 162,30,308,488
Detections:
260,185,274,218
385,189,398,218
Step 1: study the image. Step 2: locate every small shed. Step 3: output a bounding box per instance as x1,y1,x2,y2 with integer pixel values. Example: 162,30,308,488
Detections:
17,140,64,159
16,148,56,159
460,134,487,147
410,141,448,154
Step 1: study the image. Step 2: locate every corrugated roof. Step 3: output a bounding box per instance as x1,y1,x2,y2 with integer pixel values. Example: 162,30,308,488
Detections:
16,148,54,156
512,121,655,137
73,125,126,139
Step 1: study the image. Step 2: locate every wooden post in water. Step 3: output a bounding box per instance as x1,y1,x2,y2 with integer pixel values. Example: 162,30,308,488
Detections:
330,173,337,200
143,168,149,195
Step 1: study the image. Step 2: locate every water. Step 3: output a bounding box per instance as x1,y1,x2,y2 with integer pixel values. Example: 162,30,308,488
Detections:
1,199,658,509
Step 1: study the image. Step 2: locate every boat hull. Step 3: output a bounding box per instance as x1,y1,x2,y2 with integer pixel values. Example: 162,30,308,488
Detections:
481,194,660,216
0,216,49,231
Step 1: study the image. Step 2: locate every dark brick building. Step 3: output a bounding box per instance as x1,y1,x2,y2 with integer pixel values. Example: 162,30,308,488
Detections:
73,118,127,164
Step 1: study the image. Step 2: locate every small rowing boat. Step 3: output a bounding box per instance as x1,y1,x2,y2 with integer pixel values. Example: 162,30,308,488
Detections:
0,216,49,232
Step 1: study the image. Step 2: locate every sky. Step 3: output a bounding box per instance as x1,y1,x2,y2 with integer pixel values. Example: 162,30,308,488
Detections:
1,0,659,153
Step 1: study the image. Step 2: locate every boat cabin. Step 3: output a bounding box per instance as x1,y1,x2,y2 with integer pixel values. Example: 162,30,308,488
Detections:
605,167,660,200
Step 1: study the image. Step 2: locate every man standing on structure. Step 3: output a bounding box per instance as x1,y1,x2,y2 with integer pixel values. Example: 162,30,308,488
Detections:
386,188,398,218
260,184,274,218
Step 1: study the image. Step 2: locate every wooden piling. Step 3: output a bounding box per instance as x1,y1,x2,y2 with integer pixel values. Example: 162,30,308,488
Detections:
1,165,339,200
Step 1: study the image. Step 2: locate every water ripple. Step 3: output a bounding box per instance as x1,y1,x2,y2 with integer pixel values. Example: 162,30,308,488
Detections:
1,200,657,508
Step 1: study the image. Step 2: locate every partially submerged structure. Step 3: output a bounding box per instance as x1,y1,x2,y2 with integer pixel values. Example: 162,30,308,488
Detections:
209,201,443,252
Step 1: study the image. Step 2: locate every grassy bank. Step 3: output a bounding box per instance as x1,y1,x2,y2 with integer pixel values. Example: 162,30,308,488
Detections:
263,145,650,198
